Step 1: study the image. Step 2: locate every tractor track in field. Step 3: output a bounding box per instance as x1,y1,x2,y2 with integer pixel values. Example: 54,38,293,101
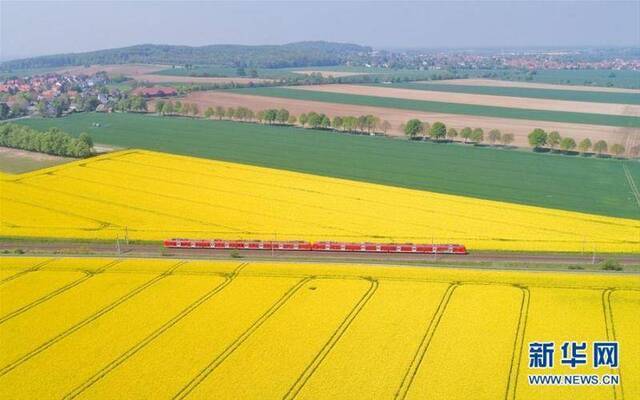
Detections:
0,261,187,377
623,164,640,210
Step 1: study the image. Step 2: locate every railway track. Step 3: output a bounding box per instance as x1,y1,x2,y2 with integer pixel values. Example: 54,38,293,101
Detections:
1,240,639,267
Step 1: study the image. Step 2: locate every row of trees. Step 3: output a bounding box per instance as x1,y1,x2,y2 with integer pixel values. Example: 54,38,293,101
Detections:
0,124,93,157
155,102,394,135
155,100,199,116
527,128,629,156
403,119,515,146
114,95,147,112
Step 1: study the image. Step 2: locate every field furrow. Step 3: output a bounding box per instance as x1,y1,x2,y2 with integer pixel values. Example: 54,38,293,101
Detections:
0,270,88,321
295,281,450,399
0,258,637,399
74,276,301,399
403,284,524,400
181,278,373,399
0,274,227,399
609,290,640,399
0,271,153,368
515,288,612,400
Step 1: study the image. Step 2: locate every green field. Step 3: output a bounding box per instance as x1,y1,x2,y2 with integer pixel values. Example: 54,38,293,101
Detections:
228,87,640,128
155,66,300,79
154,65,452,82
458,68,640,89
15,112,640,219
375,82,640,105
0,66,63,79
0,151,72,173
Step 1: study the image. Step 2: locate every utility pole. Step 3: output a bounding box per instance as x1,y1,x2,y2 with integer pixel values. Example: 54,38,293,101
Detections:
116,236,121,255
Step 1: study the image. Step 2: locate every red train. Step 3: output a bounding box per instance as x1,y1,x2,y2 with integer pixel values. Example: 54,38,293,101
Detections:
163,239,467,255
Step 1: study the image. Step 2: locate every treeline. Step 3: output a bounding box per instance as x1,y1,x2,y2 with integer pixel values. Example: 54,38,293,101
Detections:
0,42,371,70
154,101,392,135
527,128,633,157
0,123,93,157
155,100,199,116
113,95,147,112
402,119,515,146
400,118,635,157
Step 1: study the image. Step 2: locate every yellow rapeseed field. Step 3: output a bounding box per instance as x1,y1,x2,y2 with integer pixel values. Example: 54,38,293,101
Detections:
0,149,638,252
0,256,638,399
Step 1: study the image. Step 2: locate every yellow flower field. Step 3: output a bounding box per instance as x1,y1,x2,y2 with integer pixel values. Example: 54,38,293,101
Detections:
0,256,638,399
0,149,638,252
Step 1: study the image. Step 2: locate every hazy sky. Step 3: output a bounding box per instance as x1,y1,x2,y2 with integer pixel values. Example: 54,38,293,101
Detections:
1,1,639,60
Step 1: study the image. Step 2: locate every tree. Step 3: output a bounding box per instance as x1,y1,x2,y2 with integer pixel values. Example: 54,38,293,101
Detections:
342,116,357,132
332,116,343,130
276,108,289,124
471,128,484,143
256,110,266,123
420,121,430,138
306,112,321,128
181,103,192,115
320,114,331,129
528,128,547,148
610,143,625,157
578,138,592,154
500,133,514,146
446,127,458,140
366,115,380,134
155,100,165,115
234,107,247,120
10,97,29,117
174,101,182,114
204,107,214,118
264,109,278,124
460,127,472,143
560,137,576,152
593,140,608,155
35,101,47,116
214,106,225,120
298,113,308,127
357,115,368,132
287,115,297,125
380,120,391,135
629,145,640,158
404,119,423,139
163,101,174,114
78,132,93,149
226,107,236,119
487,129,501,145
547,131,561,149
429,121,447,141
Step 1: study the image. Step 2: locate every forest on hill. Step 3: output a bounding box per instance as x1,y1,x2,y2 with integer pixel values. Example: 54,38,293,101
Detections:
0,41,371,70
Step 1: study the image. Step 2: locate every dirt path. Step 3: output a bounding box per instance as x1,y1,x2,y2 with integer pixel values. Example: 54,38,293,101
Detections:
180,91,638,148
294,84,640,116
